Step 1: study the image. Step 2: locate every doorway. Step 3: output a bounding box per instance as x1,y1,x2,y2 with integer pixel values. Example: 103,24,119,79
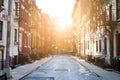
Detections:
116,33,120,56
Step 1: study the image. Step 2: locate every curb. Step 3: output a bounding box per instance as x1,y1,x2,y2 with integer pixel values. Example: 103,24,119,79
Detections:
72,57,102,78
19,66,40,80
11,57,52,80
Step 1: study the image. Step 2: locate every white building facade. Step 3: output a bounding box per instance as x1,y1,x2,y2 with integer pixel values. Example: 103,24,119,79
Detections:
73,0,120,66
0,0,19,74
9,0,19,67
0,0,9,72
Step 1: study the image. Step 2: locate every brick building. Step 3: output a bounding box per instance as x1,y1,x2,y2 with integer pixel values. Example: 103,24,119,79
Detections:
18,0,32,55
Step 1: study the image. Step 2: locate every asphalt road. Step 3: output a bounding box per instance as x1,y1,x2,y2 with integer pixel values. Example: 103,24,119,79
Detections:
22,55,102,80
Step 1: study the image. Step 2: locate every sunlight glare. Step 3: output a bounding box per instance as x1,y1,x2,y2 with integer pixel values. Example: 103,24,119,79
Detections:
36,0,75,30
58,17,73,29
36,0,75,18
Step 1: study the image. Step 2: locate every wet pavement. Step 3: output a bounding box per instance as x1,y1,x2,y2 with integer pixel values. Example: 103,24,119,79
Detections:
22,55,102,80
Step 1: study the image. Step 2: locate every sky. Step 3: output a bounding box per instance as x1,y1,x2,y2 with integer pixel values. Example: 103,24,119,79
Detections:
36,0,75,26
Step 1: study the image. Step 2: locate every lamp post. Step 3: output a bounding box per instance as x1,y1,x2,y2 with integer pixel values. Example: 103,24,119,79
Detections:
4,0,12,78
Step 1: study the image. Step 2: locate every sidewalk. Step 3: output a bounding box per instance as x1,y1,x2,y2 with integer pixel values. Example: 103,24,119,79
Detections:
76,58,120,80
11,56,52,80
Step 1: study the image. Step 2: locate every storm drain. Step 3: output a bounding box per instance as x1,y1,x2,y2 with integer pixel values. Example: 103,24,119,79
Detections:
55,69,68,71
23,77,54,80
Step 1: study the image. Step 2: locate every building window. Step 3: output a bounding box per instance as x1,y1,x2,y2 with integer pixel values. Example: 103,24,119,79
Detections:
28,34,31,47
0,21,3,40
0,0,4,6
96,40,98,52
117,0,120,19
14,29,17,42
104,38,107,54
88,41,89,49
99,40,101,52
24,34,27,47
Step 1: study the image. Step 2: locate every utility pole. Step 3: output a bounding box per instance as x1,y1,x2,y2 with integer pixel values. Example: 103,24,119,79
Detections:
4,0,12,78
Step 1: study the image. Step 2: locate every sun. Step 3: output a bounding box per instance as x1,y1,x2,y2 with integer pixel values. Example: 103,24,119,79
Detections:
35,0,74,30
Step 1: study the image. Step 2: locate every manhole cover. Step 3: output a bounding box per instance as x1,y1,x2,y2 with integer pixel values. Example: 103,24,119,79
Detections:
55,69,68,71
105,69,113,71
23,77,54,80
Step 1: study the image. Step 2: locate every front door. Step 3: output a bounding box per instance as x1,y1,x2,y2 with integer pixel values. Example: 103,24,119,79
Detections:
116,33,120,56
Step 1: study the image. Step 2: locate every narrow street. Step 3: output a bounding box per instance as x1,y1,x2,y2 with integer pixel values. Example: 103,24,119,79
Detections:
1,0,120,80
22,55,102,80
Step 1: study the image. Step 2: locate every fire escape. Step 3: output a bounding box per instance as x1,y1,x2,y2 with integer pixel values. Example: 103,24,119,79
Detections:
15,0,20,21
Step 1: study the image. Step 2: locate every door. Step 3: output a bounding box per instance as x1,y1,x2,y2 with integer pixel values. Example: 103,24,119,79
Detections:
116,34,120,56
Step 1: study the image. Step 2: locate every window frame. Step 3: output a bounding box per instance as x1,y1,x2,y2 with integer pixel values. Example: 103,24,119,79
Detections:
14,29,17,42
